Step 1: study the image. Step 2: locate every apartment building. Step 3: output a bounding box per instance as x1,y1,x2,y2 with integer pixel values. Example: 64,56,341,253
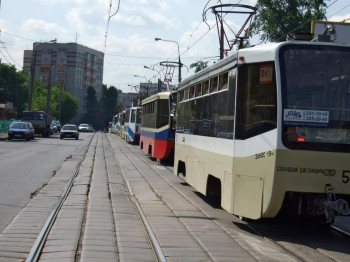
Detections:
23,42,104,121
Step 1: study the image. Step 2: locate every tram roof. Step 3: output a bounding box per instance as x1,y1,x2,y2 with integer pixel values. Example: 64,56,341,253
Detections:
178,40,349,90
141,91,172,105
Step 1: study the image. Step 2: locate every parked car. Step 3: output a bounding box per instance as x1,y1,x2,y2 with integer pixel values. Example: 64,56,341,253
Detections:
60,124,79,140
50,123,57,135
8,122,35,141
78,123,89,132
52,120,61,132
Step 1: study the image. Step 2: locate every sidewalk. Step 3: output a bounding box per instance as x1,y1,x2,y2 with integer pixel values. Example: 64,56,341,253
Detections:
0,133,8,140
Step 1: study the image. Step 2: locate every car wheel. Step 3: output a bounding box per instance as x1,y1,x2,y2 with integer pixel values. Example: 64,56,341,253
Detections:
75,136,78,140
60,136,63,140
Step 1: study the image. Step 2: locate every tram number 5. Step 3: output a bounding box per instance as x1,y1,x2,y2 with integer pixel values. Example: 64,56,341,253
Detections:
342,171,350,184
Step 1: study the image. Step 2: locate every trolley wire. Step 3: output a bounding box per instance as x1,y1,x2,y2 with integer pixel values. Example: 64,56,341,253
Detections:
0,41,23,68
104,0,120,53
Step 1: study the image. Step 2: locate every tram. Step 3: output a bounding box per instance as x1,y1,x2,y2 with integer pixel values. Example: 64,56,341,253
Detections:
123,106,142,144
110,114,118,134
116,111,125,137
174,40,350,223
140,92,177,161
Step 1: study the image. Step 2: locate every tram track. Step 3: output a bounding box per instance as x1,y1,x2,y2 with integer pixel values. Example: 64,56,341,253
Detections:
114,135,350,262
14,132,349,262
108,135,294,261
24,132,163,262
25,133,94,262
104,134,166,262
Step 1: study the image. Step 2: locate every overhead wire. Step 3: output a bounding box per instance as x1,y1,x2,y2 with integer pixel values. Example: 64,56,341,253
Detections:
0,42,22,68
0,49,11,64
104,0,120,53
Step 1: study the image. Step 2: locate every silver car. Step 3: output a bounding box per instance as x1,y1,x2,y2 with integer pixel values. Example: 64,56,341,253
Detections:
60,124,79,140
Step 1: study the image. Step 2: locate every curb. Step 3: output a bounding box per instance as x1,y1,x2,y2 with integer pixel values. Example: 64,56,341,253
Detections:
0,133,8,140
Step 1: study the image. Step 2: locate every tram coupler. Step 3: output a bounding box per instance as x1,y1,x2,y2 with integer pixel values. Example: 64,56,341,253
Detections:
323,185,350,224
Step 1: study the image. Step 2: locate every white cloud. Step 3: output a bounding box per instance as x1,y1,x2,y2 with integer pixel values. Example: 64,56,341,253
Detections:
148,12,180,30
115,14,146,27
0,19,7,32
21,19,67,39
31,0,96,5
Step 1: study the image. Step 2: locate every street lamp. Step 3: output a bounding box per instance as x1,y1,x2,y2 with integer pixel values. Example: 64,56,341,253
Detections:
134,75,149,96
144,65,161,79
28,39,57,111
155,37,182,83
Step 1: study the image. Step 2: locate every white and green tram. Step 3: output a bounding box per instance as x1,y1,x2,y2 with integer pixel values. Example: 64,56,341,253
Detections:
174,41,350,223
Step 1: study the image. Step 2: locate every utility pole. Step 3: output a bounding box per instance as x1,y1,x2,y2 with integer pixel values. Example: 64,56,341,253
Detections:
28,51,37,111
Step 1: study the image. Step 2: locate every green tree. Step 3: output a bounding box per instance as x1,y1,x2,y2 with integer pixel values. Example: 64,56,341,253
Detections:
60,91,79,124
101,85,119,129
81,86,100,128
0,64,29,113
251,0,329,42
31,84,78,123
190,60,209,73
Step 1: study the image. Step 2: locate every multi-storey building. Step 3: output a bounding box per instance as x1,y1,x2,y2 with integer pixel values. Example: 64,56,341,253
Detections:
23,42,104,121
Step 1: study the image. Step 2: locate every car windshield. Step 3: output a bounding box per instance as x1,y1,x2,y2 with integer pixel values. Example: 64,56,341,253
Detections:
80,124,88,127
10,123,29,129
62,125,77,131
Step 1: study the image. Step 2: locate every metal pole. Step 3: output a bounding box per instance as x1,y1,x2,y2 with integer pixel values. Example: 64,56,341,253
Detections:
59,85,62,122
28,39,57,111
220,18,224,59
155,38,182,83
176,43,182,83
46,66,54,116
28,51,37,111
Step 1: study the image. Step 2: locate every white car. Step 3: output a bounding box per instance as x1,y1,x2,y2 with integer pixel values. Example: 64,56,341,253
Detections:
78,123,89,132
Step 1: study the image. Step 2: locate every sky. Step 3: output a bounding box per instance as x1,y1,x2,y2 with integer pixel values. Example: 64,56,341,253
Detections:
0,0,350,93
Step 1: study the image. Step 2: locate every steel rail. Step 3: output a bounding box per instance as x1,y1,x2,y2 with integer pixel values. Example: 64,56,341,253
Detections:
121,140,306,262
331,225,350,238
106,135,166,262
26,135,94,262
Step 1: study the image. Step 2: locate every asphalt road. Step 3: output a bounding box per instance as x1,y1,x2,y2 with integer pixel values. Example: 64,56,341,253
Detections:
0,132,88,233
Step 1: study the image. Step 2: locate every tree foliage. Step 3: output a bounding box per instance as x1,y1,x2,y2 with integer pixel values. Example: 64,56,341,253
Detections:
81,86,99,127
101,85,119,129
31,85,78,124
190,60,209,73
251,0,329,42
0,64,29,113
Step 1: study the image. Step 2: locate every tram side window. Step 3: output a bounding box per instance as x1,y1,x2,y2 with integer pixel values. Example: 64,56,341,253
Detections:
195,83,202,97
157,99,169,128
203,80,209,95
210,76,218,93
219,72,229,91
190,86,195,99
236,63,277,139
131,110,136,123
136,109,141,124
176,68,236,139
142,101,156,128
124,110,131,123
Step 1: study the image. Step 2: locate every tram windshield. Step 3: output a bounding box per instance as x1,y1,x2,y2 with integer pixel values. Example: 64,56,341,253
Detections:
280,44,350,151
